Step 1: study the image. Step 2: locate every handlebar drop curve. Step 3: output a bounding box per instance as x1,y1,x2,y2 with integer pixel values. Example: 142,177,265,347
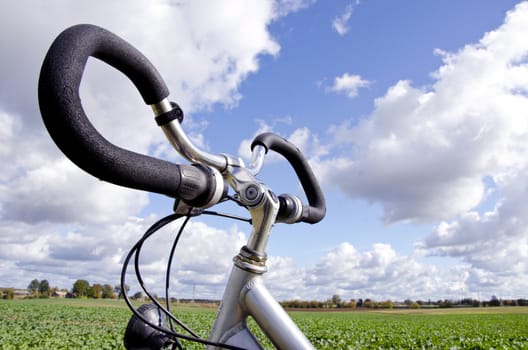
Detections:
38,24,218,206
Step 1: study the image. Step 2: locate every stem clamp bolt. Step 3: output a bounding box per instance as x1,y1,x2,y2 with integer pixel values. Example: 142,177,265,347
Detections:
242,184,262,206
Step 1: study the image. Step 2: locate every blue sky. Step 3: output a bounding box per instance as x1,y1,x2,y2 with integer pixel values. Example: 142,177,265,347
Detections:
1,0,528,302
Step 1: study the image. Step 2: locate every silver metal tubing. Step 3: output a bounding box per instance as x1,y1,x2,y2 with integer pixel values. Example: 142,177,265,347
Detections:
247,145,266,175
207,266,262,349
151,98,243,171
150,98,172,116
161,120,230,170
244,278,315,350
245,188,279,255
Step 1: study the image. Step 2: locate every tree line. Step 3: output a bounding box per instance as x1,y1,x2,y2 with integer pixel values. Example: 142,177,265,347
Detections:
1,278,140,300
5,281,528,308
280,294,528,309
68,279,128,299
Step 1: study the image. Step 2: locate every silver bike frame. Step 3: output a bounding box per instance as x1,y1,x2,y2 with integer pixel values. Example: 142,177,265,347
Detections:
152,99,315,349
207,171,313,349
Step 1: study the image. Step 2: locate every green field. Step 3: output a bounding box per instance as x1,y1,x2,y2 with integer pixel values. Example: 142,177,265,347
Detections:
1,299,527,349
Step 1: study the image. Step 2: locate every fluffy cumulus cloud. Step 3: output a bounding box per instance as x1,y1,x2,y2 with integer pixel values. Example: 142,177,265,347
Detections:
0,215,247,299
3,0,528,304
322,2,528,224
328,72,371,98
130,219,247,299
237,116,328,166
332,1,361,36
416,167,528,298
0,0,283,225
307,2,528,299
230,3,528,302
263,242,480,302
0,0,309,292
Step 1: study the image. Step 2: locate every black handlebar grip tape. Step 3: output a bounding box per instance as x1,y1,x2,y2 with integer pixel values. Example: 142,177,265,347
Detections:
38,24,187,198
251,132,326,224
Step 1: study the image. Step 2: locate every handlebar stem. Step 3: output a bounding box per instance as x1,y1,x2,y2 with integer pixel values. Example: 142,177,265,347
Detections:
227,166,279,255
245,188,279,255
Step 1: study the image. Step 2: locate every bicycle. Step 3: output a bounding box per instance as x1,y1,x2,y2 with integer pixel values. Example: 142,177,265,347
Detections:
38,24,326,350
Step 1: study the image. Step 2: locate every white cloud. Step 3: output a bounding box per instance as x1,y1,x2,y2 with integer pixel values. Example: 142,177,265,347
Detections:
332,4,354,36
416,166,528,294
262,242,486,301
264,256,306,298
273,2,528,302
0,0,297,225
0,0,314,292
3,0,528,304
328,73,371,98
236,116,326,163
274,0,316,17
299,2,528,300
0,215,248,298
0,112,14,158
321,2,528,224
0,158,148,224
2,209,516,301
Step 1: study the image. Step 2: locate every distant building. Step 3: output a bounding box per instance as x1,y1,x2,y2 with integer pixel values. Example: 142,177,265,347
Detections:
52,290,67,298
13,289,29,299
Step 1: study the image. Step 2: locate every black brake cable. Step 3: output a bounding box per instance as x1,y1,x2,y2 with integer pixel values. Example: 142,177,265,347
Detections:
122,216,246,350
131,214,203,338
202,210,252,224
121,207,251,350
165,213,192,337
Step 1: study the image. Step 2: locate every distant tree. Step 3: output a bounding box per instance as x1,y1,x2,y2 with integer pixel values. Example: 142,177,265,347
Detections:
517,299,528,306
90,284,103,299
489,295,501,307
331,294,343,308
408,301,420,309
102,284,115,299
72,280,90,298
132,291,143,300
50,287,59,297
28,279,40,296
115,284,130,298
503,299,517,306
1,288,14,300
404,299,419,309
363,299,374,308
460,298,473,306
310,300,323,308
439,299,453,308
38,280,50,298
346,299,357,308
379,300,393,309
356,298,363,307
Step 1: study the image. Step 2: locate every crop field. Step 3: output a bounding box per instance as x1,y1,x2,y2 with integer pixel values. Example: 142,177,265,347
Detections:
1,299,527,349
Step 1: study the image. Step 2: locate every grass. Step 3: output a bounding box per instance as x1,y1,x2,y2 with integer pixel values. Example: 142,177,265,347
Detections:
1,298,527,349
